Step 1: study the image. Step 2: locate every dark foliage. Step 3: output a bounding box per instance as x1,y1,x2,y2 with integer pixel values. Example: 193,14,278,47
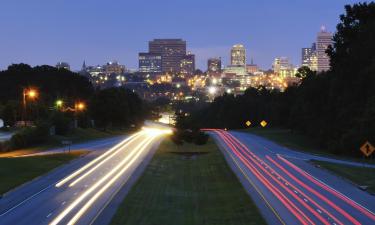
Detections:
90,88,145,129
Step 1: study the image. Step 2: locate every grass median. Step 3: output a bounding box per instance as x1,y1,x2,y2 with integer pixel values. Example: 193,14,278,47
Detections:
110,138,266,225
0,151,86,195
312,160,375,193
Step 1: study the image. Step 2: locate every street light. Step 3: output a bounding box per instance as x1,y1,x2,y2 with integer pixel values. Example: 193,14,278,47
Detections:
22,88,39,123
56,100,64,108
75,102,86,111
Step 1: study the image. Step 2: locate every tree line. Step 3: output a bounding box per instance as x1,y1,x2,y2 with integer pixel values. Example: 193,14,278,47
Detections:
0,64,147,150
178,2,375,156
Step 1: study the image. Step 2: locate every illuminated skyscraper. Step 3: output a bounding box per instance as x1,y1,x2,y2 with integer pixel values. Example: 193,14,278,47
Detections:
231,44,246,66
302,43,318,71
149,39,186,73
207,57,222,75
316,26,333,72
180,52,195,76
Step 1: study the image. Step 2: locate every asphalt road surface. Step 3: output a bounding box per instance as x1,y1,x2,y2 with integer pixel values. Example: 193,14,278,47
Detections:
207,129,375,225
0,127,171,225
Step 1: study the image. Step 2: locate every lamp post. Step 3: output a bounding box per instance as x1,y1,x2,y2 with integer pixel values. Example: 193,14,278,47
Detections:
22,88,38,124
74,101,86,128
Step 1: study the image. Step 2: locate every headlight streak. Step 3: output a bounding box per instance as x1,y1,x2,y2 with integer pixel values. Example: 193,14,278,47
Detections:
68,134,144,187
49,135,153,225
55,132,143,188
66,136,158,225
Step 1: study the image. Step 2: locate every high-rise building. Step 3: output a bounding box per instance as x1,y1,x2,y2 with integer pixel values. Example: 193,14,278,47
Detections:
138,53,162,74
207,57,222,75
180,52,195,76
273,57,290,73
231,44,246,66
316,26,333,72
302,43,318,71
149,39,186,73
56,62,70,71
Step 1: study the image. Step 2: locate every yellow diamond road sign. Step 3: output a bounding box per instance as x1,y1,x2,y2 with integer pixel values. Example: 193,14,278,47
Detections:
245,121,251,127
260,120,267,127
360,141,375,157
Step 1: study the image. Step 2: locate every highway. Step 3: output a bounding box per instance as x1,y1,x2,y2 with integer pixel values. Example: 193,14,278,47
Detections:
0,127,171,225
207,129,375,225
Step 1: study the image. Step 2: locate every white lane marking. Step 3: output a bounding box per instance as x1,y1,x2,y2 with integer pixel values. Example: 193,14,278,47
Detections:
62,201,66,205
0,183,53,217
46,213,52,218
317,209,322,214
303,198,308,202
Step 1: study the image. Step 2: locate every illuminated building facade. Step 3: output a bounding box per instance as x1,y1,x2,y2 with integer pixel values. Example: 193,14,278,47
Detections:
149,39,186,73
302,43,318,71
231,44,246,66
207,57,222,75
138,53,162,74
316,26,333,72
180,52,195,76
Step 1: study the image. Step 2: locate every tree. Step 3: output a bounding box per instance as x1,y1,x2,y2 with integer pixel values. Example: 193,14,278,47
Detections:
90,88,145,129
295,66,316,80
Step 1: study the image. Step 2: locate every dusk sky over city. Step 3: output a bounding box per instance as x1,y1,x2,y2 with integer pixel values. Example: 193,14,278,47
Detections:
1,1,375,224
0,0,361,70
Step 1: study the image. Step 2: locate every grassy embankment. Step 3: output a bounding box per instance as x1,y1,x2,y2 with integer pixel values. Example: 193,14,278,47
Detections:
110,138,266,225
0,151,86,195
0,128,129,157
312,160,375,193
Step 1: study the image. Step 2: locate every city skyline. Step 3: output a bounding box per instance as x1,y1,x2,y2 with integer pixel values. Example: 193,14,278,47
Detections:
0,0,360,70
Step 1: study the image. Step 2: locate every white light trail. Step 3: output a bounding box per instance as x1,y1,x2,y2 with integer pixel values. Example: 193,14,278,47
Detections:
55,132,143,187
68,134,143,187
49,135,155,225
66,136,157,225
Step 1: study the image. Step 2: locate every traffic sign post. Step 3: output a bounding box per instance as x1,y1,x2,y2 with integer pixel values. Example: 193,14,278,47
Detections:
260,120,267,127
62,140,72,153
360,141,375,157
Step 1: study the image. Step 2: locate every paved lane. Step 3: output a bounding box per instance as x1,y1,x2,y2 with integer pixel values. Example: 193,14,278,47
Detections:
0,127,171,225
207,129,375,225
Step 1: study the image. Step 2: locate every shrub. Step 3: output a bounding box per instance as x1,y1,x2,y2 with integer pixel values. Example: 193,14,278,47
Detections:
9,123,50,149
49,111,71,135
193,131,209,145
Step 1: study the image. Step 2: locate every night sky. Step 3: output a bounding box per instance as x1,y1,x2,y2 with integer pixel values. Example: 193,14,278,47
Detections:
0,0,362,71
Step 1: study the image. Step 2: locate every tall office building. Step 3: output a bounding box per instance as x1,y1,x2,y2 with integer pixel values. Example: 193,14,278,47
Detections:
56,62,70,71
273,57,290,73
207,57,222,74
231,44,246,66
316,26,333,72
180,52,195,76
138,53,162,74
302,43,318,71
149,39,186,73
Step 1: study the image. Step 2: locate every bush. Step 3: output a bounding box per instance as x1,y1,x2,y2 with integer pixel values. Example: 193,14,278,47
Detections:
170,129,209,146
49,111,71,135
193,131,209,145
9,123,50,150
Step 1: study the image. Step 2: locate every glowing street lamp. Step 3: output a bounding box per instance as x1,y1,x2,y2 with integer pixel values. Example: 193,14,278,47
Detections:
75,102,86,111
208,86,217,95
22,88,39,123
56,100,64,108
